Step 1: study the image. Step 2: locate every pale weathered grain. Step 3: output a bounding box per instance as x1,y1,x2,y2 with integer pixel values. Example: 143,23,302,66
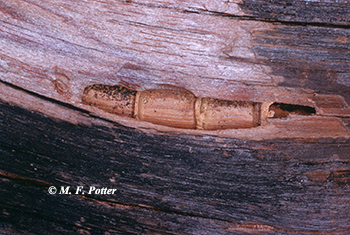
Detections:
0,0,350,234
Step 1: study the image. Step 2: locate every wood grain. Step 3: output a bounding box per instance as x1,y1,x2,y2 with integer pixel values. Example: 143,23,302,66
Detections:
0,80,349,234
0,0,349,234
0,0,349,108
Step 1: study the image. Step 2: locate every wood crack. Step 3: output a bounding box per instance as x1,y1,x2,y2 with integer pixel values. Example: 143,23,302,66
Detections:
3,169,346,235
214,13,350,29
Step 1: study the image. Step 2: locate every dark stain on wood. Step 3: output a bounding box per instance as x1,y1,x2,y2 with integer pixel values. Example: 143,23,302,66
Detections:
239,0,350,25
0,100,349,234
1,1,350,234
251,24,350,105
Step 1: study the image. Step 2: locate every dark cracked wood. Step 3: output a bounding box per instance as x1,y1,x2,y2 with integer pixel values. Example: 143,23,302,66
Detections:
0,79,349,234
0,0,350,234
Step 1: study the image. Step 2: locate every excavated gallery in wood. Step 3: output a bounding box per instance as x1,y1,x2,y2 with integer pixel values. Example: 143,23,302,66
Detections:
0,0,349,234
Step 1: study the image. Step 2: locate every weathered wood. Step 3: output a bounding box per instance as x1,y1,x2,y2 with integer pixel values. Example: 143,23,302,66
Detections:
1,77,350,234
239,0,350,25
1,0,349,141
0,0,350,234
0,0,349,106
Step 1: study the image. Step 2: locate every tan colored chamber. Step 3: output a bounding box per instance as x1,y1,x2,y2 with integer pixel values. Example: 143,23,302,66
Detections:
82,85,262,130
196,98,261,130
82,84,136,117
134,89,197,129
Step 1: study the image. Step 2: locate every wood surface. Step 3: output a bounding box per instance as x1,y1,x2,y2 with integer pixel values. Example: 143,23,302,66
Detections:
0,0,350,234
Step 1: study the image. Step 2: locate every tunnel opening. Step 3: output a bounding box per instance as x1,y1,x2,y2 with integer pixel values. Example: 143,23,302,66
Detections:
269,103,316,118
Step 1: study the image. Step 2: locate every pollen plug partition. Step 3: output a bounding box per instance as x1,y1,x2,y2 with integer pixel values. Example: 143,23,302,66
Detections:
81,84,350,141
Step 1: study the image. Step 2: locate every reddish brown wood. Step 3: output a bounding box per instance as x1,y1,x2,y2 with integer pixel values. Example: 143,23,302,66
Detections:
0,0,349,234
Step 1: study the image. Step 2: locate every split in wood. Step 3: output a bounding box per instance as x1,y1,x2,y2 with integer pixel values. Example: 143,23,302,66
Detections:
82,84,316,130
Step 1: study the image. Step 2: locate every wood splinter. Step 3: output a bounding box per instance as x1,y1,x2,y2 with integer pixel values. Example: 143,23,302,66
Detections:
82,84,275,130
